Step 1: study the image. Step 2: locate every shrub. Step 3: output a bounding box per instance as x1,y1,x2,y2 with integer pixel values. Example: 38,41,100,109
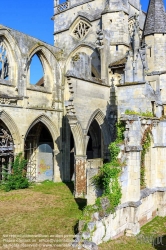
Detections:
1,153,29,192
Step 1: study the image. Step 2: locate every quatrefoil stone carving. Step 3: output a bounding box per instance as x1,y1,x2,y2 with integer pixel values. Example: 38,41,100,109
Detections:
73,21,91,40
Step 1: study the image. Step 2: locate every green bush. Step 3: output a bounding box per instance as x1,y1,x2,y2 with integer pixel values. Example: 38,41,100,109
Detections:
1,153,29,192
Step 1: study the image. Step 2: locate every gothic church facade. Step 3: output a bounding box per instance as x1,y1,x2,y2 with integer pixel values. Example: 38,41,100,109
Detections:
1,0,166,239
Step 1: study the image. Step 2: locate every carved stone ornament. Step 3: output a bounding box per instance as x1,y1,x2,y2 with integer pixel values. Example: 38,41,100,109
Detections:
0,98,10,105
73,21,91,40
72,53,80,62
0,39,9,80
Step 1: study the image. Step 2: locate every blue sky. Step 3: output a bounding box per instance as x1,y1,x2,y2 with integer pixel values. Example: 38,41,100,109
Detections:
0,0,155,45
0,0,164,83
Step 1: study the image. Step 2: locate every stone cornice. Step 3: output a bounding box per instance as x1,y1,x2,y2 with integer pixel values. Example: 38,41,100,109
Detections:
66,73,109,87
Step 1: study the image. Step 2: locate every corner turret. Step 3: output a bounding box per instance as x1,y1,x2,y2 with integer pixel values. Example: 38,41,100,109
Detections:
144,0,166,36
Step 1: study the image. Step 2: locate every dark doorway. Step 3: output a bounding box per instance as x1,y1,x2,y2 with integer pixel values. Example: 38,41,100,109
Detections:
87,120,102,159
25,122,54,182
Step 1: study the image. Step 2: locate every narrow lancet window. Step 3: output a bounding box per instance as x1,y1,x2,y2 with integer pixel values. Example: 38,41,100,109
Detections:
0,39,9,80
30,54,44,86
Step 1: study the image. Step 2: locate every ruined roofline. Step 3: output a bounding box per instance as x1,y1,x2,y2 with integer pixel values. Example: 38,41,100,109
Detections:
0,24,56,49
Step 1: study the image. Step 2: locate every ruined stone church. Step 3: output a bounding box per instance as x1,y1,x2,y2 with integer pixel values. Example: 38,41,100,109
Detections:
1,0,166,241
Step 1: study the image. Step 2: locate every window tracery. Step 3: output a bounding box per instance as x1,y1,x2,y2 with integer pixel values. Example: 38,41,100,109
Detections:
0,39,9,80
73,21,91,40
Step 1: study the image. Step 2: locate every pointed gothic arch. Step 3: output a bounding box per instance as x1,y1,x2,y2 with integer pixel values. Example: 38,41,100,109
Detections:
25,115,60,182
27,46,54,89
25,114,60,151
0,111,21,147
65,44,101,76
0,30,20,85
86,109,111,146
70,122,88,156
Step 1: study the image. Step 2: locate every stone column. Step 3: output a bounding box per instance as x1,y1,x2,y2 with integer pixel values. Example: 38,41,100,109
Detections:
53,150,62,182
125,147,142,202
75,155,87,198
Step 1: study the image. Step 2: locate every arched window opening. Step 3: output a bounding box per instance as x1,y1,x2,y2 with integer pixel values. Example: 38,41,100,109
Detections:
91,65,100,78
25,122,54,182
0,121,14,180
30,54,44,86
0,39,9,80
87,120,102,160
91,51,101,79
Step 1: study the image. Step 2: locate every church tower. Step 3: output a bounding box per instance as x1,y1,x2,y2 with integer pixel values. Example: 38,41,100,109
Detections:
143,0,166,72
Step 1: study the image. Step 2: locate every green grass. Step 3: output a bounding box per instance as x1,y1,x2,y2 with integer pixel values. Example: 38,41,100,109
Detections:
0,181,166,249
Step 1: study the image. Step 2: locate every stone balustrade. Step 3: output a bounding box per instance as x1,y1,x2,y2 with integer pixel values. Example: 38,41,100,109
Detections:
55,1,69,14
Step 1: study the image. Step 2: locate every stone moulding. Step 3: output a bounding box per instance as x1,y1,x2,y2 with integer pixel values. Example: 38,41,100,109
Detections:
0,94,23,106
0,78,12,86
27,87,52,94
27,106,63,112
140,187,166,200
116,81,146,87
65,72,107,86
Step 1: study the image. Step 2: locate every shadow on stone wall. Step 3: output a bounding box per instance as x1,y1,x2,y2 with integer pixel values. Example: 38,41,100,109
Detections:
64,181,87,210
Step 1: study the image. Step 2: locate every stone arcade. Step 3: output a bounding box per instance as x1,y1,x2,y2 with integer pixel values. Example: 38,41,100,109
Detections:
1,0,166,243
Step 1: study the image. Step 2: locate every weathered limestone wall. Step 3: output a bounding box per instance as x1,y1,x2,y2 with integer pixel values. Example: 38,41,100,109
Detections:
160,73,166,106
117,83,152,115
90,190,166,245
82,117,166,246
53,0,104,55
129,0,140,11
0,106,62,182
145,34,166,72
0,26,63,183
77,188,166,246
66,78,110,129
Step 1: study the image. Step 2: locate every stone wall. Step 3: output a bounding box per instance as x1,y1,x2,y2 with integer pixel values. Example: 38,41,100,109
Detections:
87,189,166,245
77,116,166,246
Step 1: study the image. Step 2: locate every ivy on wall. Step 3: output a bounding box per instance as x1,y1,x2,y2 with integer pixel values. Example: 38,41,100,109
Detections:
80,122,125,224
92,122,125,213
140,127,152,188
